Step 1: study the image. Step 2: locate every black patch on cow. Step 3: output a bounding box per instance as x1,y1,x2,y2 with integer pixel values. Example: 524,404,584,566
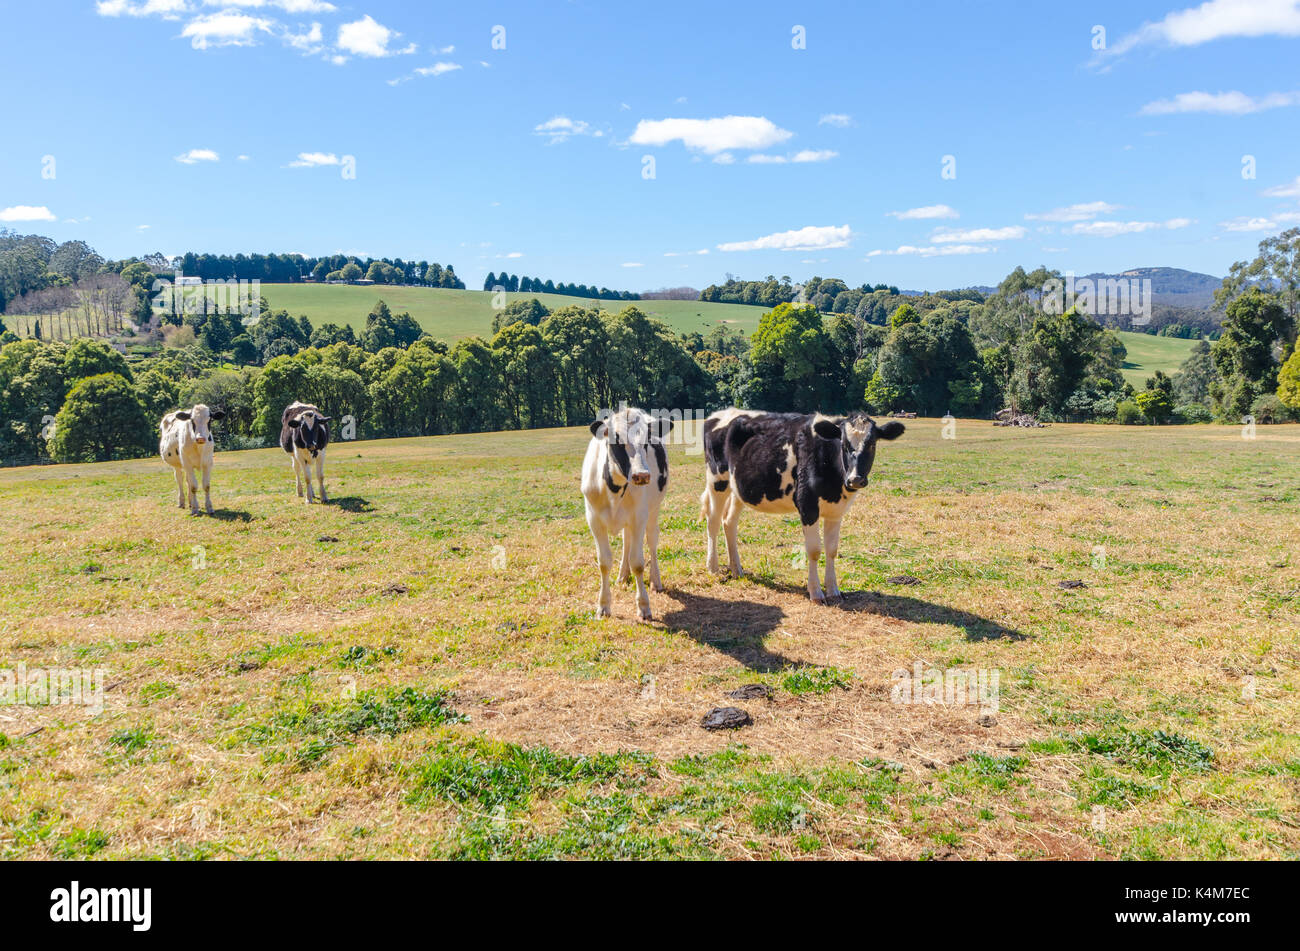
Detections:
653,443,668,492
712,479,729,493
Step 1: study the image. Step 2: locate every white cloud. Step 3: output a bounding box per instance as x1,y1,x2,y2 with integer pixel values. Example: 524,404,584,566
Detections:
533,116,592,144
628,116,793,154
287,151,340,167
1102,0,1300,59
1262,175,1300,197
1140,90,1300,115
175,148,219,164
793,149,837,163
717,224,851,252
1024,201,1120,222
95,0,187,17
867,244,995,257
712,152,735,165
237,154,250,161
664,249,709,257
284,22,323,53
137,224,151,230
416,61,460,77
818,113,852,126
1220,210,1300,231
1067,218,1193,237
747,154,786,164
887,204,959,220
435,44,455,53
337,14,414,57
0,205,56,222
505,252,523,258
182,11,274,49
207,0,337,11
931,226,1026,242
621,262,644,268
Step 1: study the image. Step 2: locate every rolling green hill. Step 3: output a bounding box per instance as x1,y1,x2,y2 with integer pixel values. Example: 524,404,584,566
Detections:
261,283,1196,387
259,283,764,339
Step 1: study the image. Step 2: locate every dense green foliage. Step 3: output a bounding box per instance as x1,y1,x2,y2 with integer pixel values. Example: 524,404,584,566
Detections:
482,272,638,301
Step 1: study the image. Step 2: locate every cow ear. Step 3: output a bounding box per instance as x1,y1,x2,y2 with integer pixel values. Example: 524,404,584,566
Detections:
318,416,332,422
174,411,191,421
589,419,608,438
210,410,226,421
288,418,302,428
813,419,841,441
876,420,906,440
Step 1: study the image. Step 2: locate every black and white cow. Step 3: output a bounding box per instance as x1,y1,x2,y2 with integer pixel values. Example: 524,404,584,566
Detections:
701,409,904,602
159,404,225,515
581,406,672,620
280,401,331,503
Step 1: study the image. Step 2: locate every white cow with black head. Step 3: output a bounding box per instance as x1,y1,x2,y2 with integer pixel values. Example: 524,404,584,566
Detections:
581,406,672,620
159,404,225,515
279,401,331,503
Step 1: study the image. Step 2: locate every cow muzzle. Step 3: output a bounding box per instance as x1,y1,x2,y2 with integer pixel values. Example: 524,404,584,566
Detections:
630,472,651,486
846,476,866,491
195,437,207,445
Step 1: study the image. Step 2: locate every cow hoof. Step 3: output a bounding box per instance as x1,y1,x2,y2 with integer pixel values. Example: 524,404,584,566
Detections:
595,607,611,619
638,609,653,622
652,583,665,593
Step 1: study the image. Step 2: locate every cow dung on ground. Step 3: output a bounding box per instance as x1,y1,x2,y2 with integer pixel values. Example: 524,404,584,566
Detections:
726,684,774,701
887,575,922,586
701,706,753,731
1057,579,1087,590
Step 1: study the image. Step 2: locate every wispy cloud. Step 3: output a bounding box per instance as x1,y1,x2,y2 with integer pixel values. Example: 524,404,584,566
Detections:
818,113,852,127
887,204,959,220
663,249,710,257
1140,90,1300,115
1098,0,1300,62
621,262,644,267
629,116,793,154
1067,218,1194,237
1025,201,1119,222
867,244,995,257
174,148,219,164
931,226,1026,242
1262,175,1300,197
717,224,851,252
182,11,274,49
534,116,594,144
1220,210,1300,231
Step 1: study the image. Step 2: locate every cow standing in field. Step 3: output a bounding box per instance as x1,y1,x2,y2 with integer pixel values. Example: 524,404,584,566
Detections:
280,402,331,503
701,409,904,603
581,406,672,620
159,404,225,516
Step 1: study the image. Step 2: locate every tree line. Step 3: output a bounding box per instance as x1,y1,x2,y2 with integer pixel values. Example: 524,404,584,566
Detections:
481,272,639,302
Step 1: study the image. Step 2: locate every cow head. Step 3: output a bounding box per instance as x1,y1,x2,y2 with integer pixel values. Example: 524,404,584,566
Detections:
173,404,225,446
812,413,904,492
589,408,672,487
287,406,332,435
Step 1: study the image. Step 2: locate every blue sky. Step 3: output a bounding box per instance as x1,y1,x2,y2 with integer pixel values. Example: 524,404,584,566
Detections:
3,0,1300,291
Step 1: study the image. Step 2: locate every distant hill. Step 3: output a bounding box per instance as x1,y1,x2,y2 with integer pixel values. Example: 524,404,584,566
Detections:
1082,267,1221,309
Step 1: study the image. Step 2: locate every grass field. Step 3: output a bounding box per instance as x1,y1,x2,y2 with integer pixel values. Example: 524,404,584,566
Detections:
259,283,766,339
1,419,1296,860
1115,331,1198,389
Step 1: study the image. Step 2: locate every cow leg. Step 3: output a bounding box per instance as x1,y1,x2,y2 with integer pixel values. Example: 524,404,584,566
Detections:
315,452,328,503
802,522,825,602
173,466,186,508
185,464,200,516
702,478,728,573
646,507,664,593
627,513,652,621
723,493,744,578
823,517,843,601
292,456,304,497
617,528,631,584
202,459,214,515
591,526,614,618
301,453,316,504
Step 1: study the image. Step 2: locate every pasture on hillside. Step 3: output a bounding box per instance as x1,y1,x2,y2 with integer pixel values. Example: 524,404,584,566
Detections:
259,283,766,339
0,420,1296,859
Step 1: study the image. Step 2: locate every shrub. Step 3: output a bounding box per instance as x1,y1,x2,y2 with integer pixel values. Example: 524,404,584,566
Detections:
1173,403,1213,423
1249,394,1296,424
1115,400,1143,425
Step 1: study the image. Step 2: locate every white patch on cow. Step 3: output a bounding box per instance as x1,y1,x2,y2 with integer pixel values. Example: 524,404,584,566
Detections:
582,407,669,621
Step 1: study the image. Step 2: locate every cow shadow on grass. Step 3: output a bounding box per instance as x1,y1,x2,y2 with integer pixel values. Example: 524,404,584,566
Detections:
745,577,1027,642
331,496,374,513
209,508,253,522
660,590,795,672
